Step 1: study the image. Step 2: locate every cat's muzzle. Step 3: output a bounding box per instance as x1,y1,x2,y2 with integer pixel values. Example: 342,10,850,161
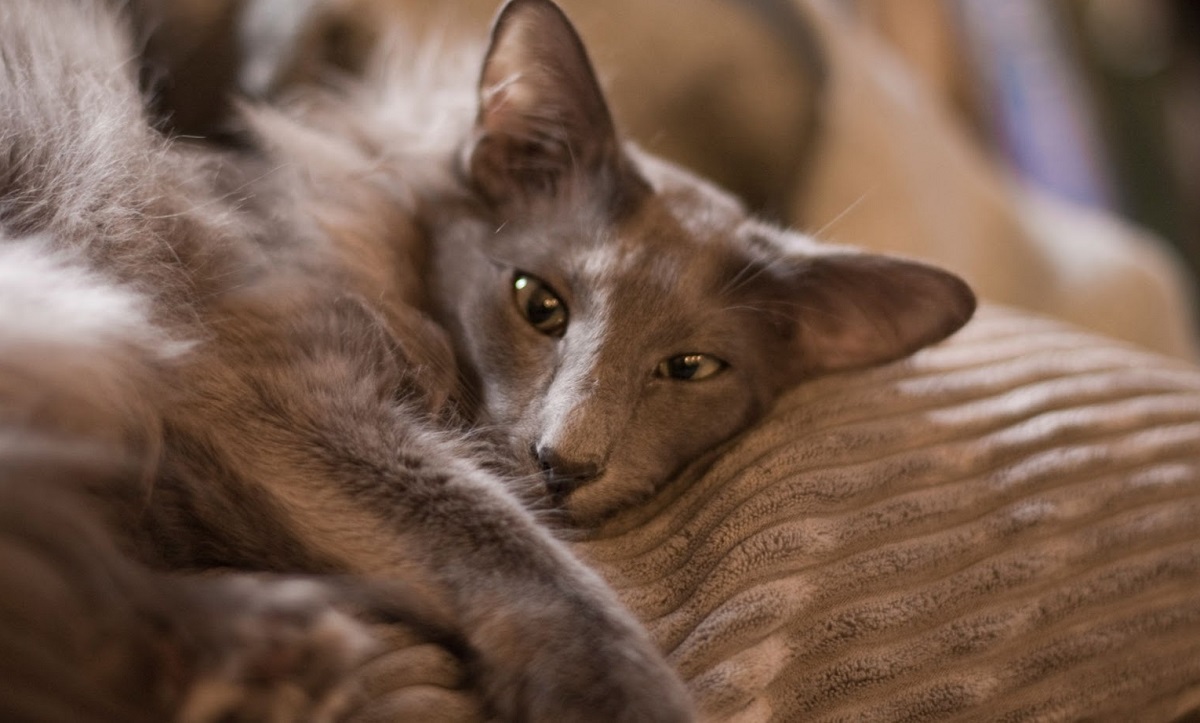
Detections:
535,445,601,498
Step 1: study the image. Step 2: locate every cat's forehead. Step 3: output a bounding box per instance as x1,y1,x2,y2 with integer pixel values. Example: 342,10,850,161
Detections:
556,199,774,324
494,152,802,300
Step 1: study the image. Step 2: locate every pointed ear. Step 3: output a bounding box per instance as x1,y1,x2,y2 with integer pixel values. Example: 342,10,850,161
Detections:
778,254,976,374
467,0,646,211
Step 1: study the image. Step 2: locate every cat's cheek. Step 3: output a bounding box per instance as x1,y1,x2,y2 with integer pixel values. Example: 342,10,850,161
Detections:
560,471,657,526
466,302,543,425
559,437,684,524
654,383,761,477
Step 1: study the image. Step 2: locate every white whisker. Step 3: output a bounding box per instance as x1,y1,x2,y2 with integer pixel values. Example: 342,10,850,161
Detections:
809,185,876,241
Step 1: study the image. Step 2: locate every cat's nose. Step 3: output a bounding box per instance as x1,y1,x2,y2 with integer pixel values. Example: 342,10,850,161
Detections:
535,445,602,494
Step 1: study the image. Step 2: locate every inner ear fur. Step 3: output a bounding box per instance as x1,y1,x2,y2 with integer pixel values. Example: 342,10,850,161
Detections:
467,0,646,212
771,253,976,375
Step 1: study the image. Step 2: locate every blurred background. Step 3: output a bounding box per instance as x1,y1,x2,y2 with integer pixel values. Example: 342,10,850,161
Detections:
842,0,1200,296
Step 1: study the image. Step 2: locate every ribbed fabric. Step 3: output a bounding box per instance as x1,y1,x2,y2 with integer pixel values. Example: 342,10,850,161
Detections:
579,306,1200,721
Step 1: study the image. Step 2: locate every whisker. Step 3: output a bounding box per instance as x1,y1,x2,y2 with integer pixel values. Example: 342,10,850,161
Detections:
808,185,876,241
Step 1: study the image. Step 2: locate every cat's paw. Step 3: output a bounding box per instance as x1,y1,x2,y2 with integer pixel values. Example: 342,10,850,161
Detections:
534,648,694,722
342,630,486,723
477,598,695,723
177,577,378,723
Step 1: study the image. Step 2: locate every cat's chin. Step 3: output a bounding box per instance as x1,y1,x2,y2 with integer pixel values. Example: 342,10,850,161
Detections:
557,474,657,528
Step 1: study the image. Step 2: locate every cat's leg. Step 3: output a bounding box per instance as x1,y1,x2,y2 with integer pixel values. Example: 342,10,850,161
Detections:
156,423,695,723
155,296,694,723
346,436,693,723
337,622,484,722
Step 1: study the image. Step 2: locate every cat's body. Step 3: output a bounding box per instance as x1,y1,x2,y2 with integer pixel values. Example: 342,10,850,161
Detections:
0,0,973,719
0,1,692,720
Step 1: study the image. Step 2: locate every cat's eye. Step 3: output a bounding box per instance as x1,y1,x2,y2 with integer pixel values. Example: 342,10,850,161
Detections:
656,354,726,381
513,273,568,337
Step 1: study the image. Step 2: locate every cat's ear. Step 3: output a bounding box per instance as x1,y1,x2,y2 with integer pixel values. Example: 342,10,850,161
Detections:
769,253,976,375
467,0,646,211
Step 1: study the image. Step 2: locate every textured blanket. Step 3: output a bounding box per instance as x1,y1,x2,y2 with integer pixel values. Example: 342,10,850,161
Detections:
575,305,1200,721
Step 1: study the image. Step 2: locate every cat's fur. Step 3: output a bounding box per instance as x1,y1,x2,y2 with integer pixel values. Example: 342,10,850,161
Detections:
240,0,976,524
0,0,693,720
0,441,399,722
0,0,974,718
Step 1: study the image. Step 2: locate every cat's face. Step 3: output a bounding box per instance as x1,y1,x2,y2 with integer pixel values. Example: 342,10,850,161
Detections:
430,0,975,523
444,161,812,521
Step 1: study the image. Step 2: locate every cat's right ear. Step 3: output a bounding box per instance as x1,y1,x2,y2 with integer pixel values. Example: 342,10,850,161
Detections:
466,0,647,213
758,251,977,377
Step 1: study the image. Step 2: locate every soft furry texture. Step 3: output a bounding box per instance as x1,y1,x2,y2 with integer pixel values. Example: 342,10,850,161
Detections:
0,3,400,719
0,1,694,720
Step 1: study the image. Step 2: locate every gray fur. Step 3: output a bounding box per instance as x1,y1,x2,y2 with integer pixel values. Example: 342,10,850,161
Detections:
458,1,972,522
0,0,974,718
251,0,974,524
443,1,973,522
0,0,692,720
0,442,391,723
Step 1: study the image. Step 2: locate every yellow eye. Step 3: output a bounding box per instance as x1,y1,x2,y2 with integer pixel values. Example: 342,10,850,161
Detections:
656,354,726,381
514,273,568,337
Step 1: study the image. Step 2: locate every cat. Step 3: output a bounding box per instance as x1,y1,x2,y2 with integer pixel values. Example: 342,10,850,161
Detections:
1,0,975,718
235,0,977,524
0,0,693,720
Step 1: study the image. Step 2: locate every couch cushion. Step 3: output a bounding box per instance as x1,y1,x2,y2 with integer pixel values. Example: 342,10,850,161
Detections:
580,305,1200,721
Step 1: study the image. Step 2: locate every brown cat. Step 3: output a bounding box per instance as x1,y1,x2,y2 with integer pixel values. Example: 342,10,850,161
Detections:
241,0,975,524
0,0,973,719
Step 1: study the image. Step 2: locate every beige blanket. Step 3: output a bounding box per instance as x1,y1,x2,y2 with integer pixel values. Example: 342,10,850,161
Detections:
574,305,1200,721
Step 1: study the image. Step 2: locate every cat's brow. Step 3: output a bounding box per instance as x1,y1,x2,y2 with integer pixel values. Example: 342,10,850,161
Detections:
574,245,626,281
719,255,776,297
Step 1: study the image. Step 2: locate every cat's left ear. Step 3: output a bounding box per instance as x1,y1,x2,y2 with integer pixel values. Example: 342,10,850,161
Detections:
768,253,976,375
467,0,647,212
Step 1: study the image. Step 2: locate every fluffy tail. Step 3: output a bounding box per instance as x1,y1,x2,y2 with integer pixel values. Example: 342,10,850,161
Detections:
0,0,165,239
0,0,239,302
0,0,212,457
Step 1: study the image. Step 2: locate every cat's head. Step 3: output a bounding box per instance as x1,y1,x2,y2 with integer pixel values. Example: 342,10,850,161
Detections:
430,0,975,524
